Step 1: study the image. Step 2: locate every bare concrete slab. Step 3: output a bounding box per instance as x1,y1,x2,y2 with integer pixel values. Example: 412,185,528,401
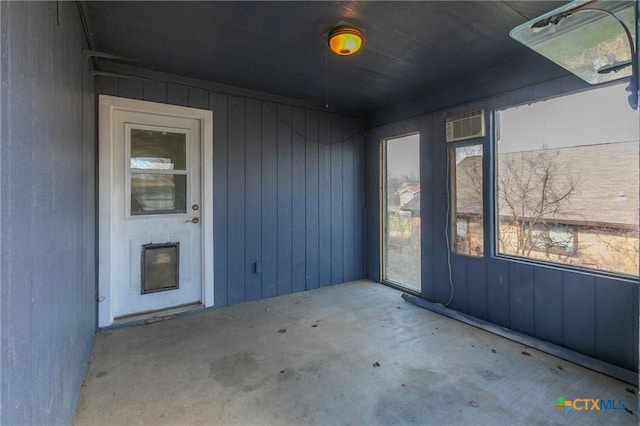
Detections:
74,281,637,425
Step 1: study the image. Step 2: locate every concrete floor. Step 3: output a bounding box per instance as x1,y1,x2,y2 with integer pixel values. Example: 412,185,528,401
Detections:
75,280,637,425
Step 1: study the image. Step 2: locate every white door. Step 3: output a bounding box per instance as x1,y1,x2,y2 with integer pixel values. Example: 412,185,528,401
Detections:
98,96,214,327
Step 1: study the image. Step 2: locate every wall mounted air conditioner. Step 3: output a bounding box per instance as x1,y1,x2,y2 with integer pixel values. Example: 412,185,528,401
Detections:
445,109,486,142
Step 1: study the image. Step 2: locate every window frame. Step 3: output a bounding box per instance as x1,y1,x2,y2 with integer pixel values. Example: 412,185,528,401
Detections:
492,81,639,279
449,140,485,258
379,132,422,293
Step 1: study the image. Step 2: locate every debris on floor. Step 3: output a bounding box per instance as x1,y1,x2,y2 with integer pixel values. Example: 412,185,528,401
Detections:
521,351,531,357
277,329,286,333
468,401,479,408
373,362,380,367
145,315,175,325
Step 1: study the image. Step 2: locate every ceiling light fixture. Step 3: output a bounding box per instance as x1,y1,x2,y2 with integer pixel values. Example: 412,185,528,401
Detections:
328,26,364,56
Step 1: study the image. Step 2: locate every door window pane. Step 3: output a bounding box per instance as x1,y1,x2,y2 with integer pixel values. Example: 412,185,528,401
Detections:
131,129,186,170
382,134,421,291
452,144,484,256
131,174,186,215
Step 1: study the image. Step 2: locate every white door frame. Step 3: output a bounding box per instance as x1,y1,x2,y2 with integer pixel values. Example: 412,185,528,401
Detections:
98,95,214,327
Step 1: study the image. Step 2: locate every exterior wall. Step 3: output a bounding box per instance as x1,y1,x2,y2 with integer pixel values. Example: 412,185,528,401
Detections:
365,76,639,372
498,224,639,277
0,2,96,424
97,74,365,307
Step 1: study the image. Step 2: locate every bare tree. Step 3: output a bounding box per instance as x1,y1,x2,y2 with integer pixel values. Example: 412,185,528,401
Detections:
456,144,638,275
497,149,578,258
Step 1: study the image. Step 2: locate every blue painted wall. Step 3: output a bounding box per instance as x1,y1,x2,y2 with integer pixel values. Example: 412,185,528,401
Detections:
0,2,96,424
365,75,639,372
97,73,366,307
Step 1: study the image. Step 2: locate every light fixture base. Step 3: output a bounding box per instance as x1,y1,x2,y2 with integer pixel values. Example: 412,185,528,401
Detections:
328,26,364,56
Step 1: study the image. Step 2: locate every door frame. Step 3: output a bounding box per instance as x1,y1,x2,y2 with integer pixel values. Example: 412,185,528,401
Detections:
98,95,214,327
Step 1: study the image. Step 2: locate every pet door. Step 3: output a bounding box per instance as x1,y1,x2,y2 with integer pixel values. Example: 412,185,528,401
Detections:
141,242,179,294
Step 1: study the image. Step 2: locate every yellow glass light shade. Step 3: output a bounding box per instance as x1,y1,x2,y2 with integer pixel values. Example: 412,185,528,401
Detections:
328,27,364,56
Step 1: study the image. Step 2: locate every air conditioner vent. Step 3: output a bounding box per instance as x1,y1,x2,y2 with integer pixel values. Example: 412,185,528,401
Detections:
445,109,486,143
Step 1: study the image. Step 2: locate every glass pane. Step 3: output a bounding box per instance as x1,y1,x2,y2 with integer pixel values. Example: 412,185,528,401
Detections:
131,174,186,215
131,129,186,170
383,134,421,291
142,243,179,293
496,83,639,276
452,144,484,256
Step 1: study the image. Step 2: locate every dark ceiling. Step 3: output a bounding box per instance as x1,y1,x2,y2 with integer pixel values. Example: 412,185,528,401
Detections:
81,1,570,113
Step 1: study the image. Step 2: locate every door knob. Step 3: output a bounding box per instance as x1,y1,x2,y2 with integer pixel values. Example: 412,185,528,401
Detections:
186,217,200,224
192,204,199,211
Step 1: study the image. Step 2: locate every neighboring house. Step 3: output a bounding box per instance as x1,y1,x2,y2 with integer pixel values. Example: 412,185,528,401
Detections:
398,184,420,207
400,192,420,217
455,141,639,275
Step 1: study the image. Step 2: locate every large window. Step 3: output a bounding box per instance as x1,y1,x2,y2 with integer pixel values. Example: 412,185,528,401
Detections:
495,83,639,276
451,144,484,256
382,134,421,291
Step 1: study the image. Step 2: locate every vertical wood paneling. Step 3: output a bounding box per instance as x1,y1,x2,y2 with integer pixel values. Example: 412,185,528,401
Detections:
305,110,320,289
353,122,365,279
419,115,433,298
450,255,468,311
433,250,450,304
487,259,510,327
467,257,487,320
318,112,332,286
563,272,596,357
330,115,344,285
210,92,229,306
143,80,167,103
509,262,535,335
227,97,246,305
244,99,262,302
96,76,118,96
432,218,448,298
342,118,356,282
188,88,209,109
277,104,292,295
534,266,563,345
118,77,143,98
2,3,95,424
364,128,381,281
431,111,448,197
261,102,278,298
167,83,189,106
291,107,306,293
595,276,634,370
2,20,36,418
421,245,435,300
